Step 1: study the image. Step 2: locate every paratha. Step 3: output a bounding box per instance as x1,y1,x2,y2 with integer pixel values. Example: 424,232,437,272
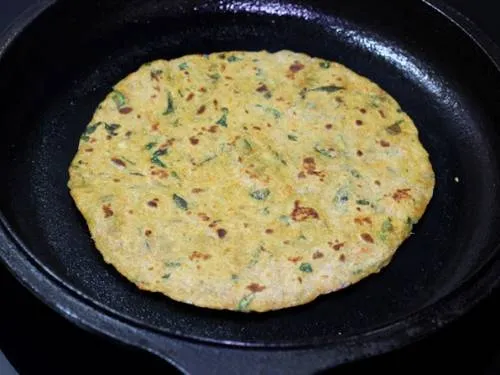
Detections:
68,50,435,312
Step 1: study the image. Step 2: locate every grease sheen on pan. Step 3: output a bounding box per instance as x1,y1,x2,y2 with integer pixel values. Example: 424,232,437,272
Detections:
68,50,435,312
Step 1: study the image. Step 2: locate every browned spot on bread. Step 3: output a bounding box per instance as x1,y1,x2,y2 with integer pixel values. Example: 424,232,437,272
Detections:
289,61,305,73
380,140,390,147
189,137,199,145
208,125,218,133
354,217,372,225
246,283,266,292
192,188,204,194
356,119,363,126
189,251,211,261
151,123,159,131
332,242,345,251
256,84,269,93
102,204,113,218
291,201,319,222
111,157,126,167
145,229,152,236
313,251,324,259
393,188,412,202
119,107,133,114
361,233,374,243
339,254,346,262
217,228,227,239
325,124,333,130
197,105,206,114
147,200,158,208
357,150,363,156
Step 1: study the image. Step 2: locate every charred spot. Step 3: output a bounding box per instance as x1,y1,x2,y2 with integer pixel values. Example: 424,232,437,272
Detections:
313,251,324,259
145,229,152,237
339,254,346,262
335,96,343,103
375,180,381,186
192,188,204,193
85,148,94,152
291,200,319,222
265,229,274,234
186,92,194,101
325,124,333,130
380,140,391,147
360,108,367,114
378,109,386,118
102,204,113,218
125,131,132,137
361,233,374,243
357,150,364,156
333,242,345,251
119,107,133,114
147,200,158,208
256,84,269,93
136,114,142,119
355,119,363,126
217,228,227,239
111,157,126,167
189,137,199,145
197,105,206,114
246,283,266,292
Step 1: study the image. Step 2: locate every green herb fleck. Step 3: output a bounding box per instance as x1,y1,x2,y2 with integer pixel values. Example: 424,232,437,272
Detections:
153,148,168,157
178,62,188,70
261,207,270,215
319,61,331,69
279,215,292,226
231,274,239,281
111,90,127,109
237,294,255,311
255,67,263,76
163,91,175,115
356,199,370,206
334,187,350,211
84,122,101,135
171,171,180,179
145,142,157,150
208,73,221,81
227,55,242,62
386,120,404,135
104,123,121,136
243,139,253,152
382,218,394,232
173,194,188,210
151,156,166,168
165,262,181,268
162,273,171,280
268,107,281,119
309,84,344,93
299,263,313,273
298,234,307,240
314,145,335,158
288,134,298,141
250,188,270,201
351,169,361,178
216,107,229,127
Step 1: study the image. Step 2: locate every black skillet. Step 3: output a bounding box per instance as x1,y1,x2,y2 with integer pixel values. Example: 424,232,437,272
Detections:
1,0,500,373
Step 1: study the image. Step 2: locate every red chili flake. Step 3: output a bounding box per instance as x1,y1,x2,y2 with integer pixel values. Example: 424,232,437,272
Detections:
288,256,303,263
291,200,319,222
265,229,274,234
189,251,211,261
333,242,345,251
119,107,133,114
355,119,363,126
102,204,113,218
325,124,333,130
289,61,305,73
393,188,412,202
360,108,367,114
313,251,324,259
378,109,386,118
339,254,346,262
361,233,374,243
217,228,227,239
111,157,126,167
256,84,268,92
246,283,266,292
186,93,194,101
380,140,390,147
197,105,206,114
189,137,199,145
147,200,158,208
145,229,152,236
357,150,364,156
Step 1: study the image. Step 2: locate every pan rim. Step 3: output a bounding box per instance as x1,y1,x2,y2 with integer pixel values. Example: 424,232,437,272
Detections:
0,0,499,354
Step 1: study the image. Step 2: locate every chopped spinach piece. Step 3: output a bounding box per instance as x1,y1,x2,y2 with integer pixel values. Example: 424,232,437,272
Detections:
356,199,370,205
208,73,221,81
279,215,292,226
227,55,242,62
104,123,121,136
163,91,175,115
178,62,188,70
145,142,157,150
250,188,270,201
111,90,127,109
314,145,335,158
165,261,181,268
334,187,349,210
309,84,344,93
162,273,171,280
173,194,188,210
351,169,361,178
153,148,168,157
237,294,255,311
288,134,298,141
216,107,229,127
299,263,313,273
151,156,167,168
319,61,331,69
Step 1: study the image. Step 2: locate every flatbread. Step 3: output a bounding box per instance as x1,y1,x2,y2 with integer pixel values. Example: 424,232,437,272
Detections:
68,50,435,312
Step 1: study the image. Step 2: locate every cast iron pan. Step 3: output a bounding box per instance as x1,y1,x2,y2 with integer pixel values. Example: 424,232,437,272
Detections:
1,0,500,373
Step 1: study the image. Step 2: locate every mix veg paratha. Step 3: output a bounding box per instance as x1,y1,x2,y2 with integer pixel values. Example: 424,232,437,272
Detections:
68,50,435,312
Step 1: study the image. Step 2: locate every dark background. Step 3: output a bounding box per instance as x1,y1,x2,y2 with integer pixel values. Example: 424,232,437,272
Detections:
0,0,499,374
